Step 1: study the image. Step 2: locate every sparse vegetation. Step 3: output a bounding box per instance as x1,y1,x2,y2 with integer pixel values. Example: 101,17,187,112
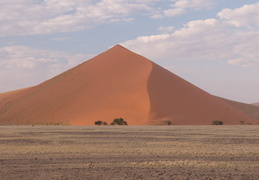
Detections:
110,118,128,125
0,122,71,126
212,120,223,125
94,121,102,125
94,121,108,125
102,122,108,125
240,121,245,125
164,120,172,125
0,126,259,179
45,121,71,126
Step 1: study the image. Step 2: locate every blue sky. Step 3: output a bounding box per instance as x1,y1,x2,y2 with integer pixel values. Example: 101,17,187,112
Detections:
0,0,258,103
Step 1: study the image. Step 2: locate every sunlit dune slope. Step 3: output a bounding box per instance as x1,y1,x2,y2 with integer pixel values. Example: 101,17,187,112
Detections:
0,45,152,125
0,45,257,125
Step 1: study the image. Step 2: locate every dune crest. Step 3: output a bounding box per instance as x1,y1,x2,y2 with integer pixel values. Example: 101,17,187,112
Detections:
0,45,257,125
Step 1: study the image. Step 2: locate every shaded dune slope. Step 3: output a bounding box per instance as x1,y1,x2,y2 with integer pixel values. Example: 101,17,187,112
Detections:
0,45,257,125
219,97,259,120
147,63,257,125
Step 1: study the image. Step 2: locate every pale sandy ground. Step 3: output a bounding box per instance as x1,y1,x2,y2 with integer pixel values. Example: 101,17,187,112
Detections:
0,125,259,180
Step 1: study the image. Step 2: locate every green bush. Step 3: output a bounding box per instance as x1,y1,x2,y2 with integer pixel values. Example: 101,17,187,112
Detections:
212,120,223,125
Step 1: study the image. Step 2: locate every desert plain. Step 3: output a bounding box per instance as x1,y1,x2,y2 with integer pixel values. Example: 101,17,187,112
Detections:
0,125,259,180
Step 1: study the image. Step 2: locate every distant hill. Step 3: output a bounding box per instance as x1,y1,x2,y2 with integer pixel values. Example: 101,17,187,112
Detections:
0,45,257,125
252,103,259,106
219,98,259,120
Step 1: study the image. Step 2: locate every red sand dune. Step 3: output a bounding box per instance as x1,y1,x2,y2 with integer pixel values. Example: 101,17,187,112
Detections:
0,45,257,125
219,97,259,120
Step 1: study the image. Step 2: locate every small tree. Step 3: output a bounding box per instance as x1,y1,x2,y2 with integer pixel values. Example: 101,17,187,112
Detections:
121,121,128,125
240,121,245,125
94,120,107,125
212,120,223,125
110,122,116,125
110,118,128,125
94,121,102,125
101,121,108,125
165,120,172,125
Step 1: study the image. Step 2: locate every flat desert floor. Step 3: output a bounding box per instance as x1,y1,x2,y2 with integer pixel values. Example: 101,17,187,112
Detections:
0,125,258,180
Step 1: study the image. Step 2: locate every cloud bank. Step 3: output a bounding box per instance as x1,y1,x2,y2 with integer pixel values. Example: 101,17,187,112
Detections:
121,2,259,68
218,2,259,28
0,0,217,36
152,0,216,18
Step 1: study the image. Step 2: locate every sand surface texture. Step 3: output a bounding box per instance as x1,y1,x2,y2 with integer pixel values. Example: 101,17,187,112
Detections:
0,45,257,125
0,126,259,180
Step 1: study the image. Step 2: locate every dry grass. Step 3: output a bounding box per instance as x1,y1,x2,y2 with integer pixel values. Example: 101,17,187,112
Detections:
1,126,259,167
1,125,259,179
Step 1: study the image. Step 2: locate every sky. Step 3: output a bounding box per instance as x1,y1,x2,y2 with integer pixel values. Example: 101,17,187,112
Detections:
0,0,258,103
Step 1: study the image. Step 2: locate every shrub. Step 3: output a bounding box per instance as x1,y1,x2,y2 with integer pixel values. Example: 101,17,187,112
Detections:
110,118,128,125
95,121,108,125
110,122,116,125
165,121,172,125
212,120,223,125
121,121,128,125
94,121,102,125
101,121,108,125
240,121,245,125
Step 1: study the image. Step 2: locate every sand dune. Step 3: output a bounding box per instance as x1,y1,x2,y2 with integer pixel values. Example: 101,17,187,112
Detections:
219,97,259,120
0,45,257,125
147,63,257,125
0,45,152,125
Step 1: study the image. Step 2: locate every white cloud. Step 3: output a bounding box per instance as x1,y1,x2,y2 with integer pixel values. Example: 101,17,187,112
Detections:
121,18,259,67
0,0,155,36
218,2,259,28
174,0,216,10
0,0,219,36
228,58,259,68
0,46,94,92
163,8,186,17
152,0,216,18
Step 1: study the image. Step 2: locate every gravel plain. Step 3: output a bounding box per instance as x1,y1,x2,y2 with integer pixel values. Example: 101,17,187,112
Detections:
0,125,258,180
